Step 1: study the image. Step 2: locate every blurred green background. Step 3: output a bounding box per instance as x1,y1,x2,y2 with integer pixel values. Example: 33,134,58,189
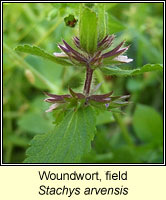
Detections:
3,3,163,163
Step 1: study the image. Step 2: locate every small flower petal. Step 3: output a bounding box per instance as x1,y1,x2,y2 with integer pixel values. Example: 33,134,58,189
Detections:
44,97,65,103
113,55,133,63
97,35,109,47
90,91,113,99
62,40,87,62
89,97,111,103
58,44,70,54
91,82,103,93
102,40,125,58
45,103,59,112
98,35,115,50
105,103,110,108
44,92,71,99
73,36,81,49
53,52,68,58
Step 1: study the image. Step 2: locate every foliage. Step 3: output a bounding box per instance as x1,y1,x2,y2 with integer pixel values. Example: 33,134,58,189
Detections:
101,64,163,76
24,106,96,163
15,45,72,66
3,2,163,163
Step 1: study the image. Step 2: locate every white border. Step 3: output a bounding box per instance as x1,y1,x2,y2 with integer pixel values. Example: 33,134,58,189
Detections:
1,1,165,166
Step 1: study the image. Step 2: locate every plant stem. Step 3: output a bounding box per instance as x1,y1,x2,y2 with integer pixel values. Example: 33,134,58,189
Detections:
5,143,13,163
83,65,94,96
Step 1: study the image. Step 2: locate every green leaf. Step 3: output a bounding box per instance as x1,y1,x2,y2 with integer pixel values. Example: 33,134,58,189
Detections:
96,3,106,41
25,55,62,90
135,144,163,163
15,45,72,66
126,79,143,92
24,106,96,163
133,104,163,144
79,5,98,54
111,146,139,163
4,42,58,91
96,110,114,125
107,14,125,34
101,64,163,76
18,96,54,135
18,112,54,135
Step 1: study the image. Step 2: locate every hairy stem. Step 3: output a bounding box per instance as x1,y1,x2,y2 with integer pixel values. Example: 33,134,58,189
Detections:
83,65,94,96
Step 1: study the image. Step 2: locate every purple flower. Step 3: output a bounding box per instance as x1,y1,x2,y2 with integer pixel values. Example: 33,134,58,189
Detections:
53,34,133,67
45,34,132,112
44,89,130,112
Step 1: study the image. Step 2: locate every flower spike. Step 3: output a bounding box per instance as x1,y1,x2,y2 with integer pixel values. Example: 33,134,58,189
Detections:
47,34,133,112
54,34,132,67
